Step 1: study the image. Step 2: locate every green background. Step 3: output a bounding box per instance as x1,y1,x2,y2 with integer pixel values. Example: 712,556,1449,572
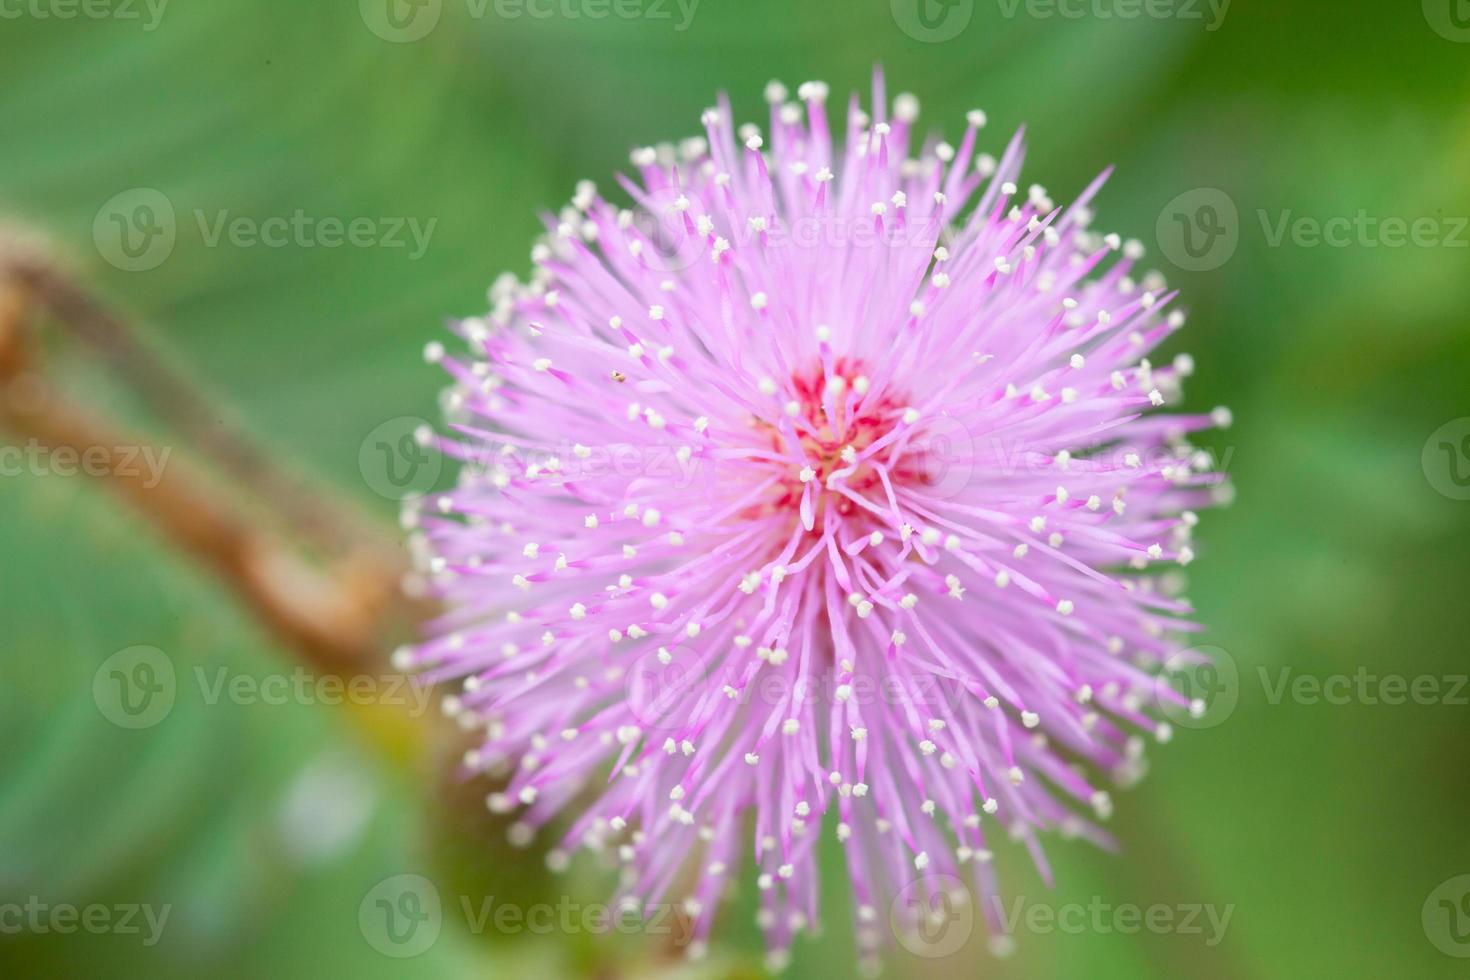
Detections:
2,1,1468,977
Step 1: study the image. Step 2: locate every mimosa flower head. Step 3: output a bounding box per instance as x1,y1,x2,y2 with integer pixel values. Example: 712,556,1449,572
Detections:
402,69,1229,969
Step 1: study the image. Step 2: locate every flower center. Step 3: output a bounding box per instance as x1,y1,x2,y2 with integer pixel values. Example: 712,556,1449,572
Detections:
752,359,926,524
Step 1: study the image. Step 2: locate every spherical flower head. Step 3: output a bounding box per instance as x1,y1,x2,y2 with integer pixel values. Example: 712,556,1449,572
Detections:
403,70,1229,967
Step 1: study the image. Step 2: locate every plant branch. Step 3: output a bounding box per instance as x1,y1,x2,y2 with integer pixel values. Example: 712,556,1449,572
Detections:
2,245,386,560
0,243,423,677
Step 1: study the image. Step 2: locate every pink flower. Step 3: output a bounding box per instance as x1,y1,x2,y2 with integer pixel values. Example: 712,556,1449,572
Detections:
402,71,1228,968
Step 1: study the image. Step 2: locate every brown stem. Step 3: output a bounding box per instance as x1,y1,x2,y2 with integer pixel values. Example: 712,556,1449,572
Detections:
2,247,384,560
0,257,417,676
